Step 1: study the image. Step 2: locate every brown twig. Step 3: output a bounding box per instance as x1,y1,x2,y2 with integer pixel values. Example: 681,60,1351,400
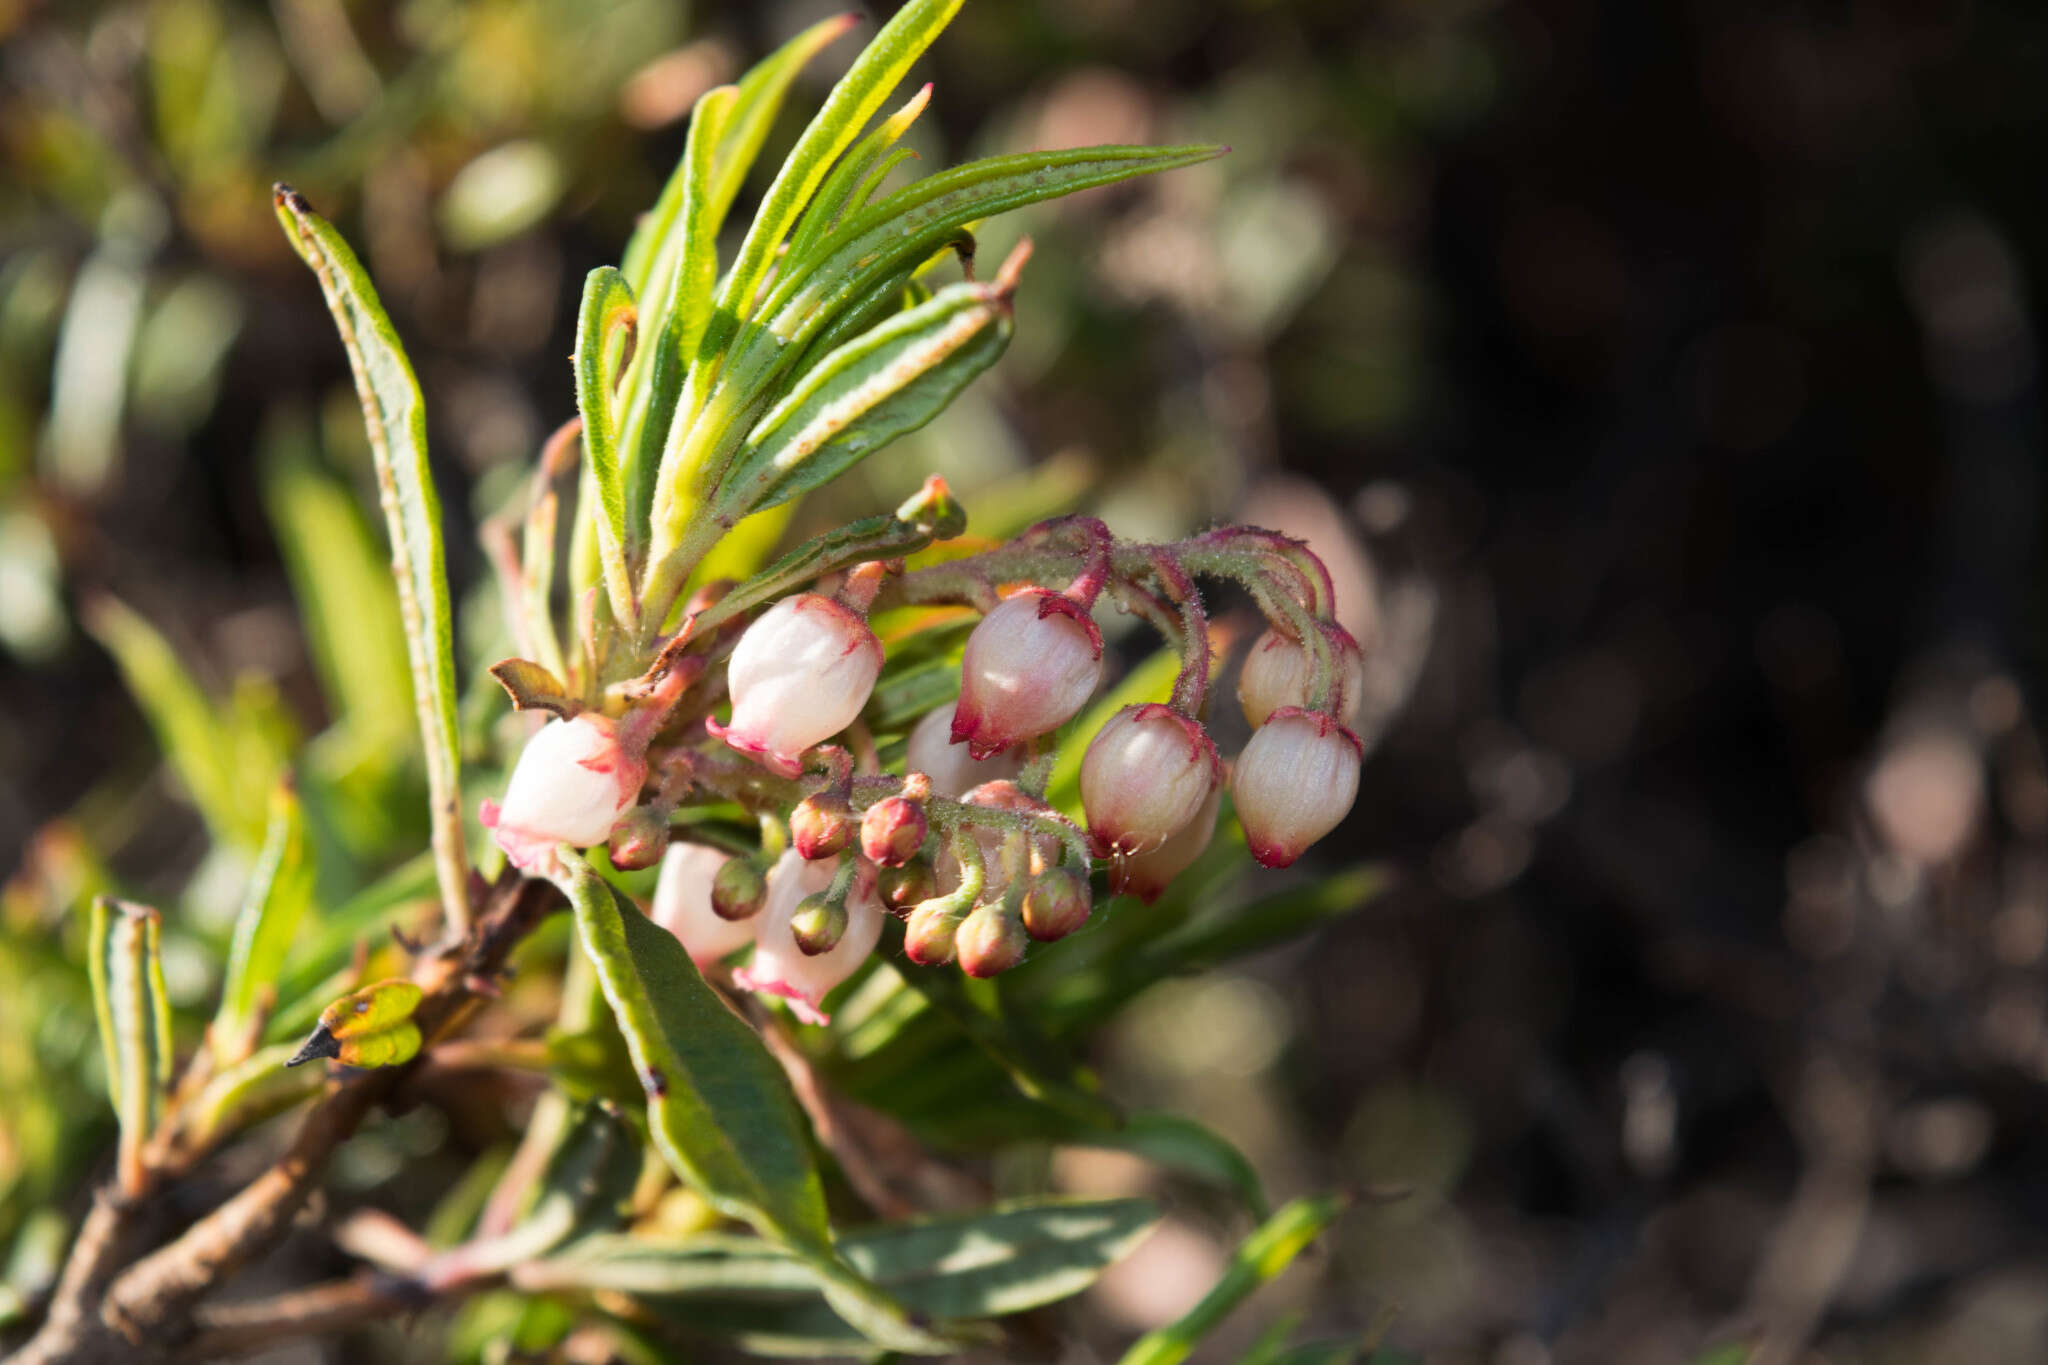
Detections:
7,871,562,1365
179,1273,457,1361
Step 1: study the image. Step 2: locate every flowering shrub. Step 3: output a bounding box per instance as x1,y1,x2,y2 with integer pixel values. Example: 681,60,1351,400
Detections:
6,4,1384,1361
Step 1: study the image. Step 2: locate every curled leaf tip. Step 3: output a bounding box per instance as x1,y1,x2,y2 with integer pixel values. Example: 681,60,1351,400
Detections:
284,1025,341,1068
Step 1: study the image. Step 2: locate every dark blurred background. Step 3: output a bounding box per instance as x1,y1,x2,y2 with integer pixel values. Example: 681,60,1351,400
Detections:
6,0,2048,1361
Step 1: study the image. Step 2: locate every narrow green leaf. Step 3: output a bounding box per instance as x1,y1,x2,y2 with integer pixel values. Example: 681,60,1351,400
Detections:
635,13,860,545
528,1197,1158,1341
619,84,737,540
620,15,853,297
1116,1195,1349,1365
555,852,951,1353
555,851,829,1247
573,265,641,627
716,0,960,333
713,271,1017,521
90,898,174,1193
756,144,1224,368
82,596,252,845
273,183,469,936
785,82,933,266
212,780,315,1065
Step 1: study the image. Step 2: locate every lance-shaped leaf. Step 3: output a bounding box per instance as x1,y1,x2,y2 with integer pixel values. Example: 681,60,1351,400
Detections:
523,1197,1158,1351
620,14,856,299
1116,1194,1350,1365
713,0,961,334
630,15,866,543
751,143,1224,380
273,184,470,936
552,851,953,1354
712,255,1021,521
619,84,736,537
572,265,641,627
88,897,175,1195
211,780,315,1066
784,81,933,266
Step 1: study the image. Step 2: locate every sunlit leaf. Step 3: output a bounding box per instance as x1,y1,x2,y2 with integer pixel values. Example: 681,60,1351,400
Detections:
274,184,469,934
211,781,314,1066
712,272,1017,520
526,1197,1158,1351
553,851,953,1353
1116,1194,1349,1365
572,265,641,627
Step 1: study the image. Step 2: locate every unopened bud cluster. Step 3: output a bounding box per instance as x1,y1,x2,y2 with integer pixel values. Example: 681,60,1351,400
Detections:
483,507,1366,1024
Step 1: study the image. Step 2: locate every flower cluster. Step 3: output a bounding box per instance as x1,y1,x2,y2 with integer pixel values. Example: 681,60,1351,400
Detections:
484,506,1364,1025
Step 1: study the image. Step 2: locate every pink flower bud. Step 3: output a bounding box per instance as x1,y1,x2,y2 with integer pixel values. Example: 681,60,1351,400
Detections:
860,795,928,867
711,858,767,921
904,902,960,965
790,892,847,955
790,792,854,860
1080,704,1220,856
1237,626,1366,730
1021,868,1092,941
711,594,883,778
907,701,1023,797
732,850,883,1025
1231,707,1362,868
481,714,645,875
956,904,1028,977
607,806,669,871
951,590,1102,759
652,843,752,966
1110,783,1220,904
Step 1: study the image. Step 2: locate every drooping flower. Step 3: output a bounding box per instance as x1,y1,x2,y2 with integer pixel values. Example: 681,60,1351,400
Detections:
481,714,645,875
651,843,752,966
907,701,1023,797
1079,704,1220,856
712,593,883,778
1231,707,1361,868
732,850,884,1025
1110,782,1221,904
951,590,1102,759
1237,625,1366,730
